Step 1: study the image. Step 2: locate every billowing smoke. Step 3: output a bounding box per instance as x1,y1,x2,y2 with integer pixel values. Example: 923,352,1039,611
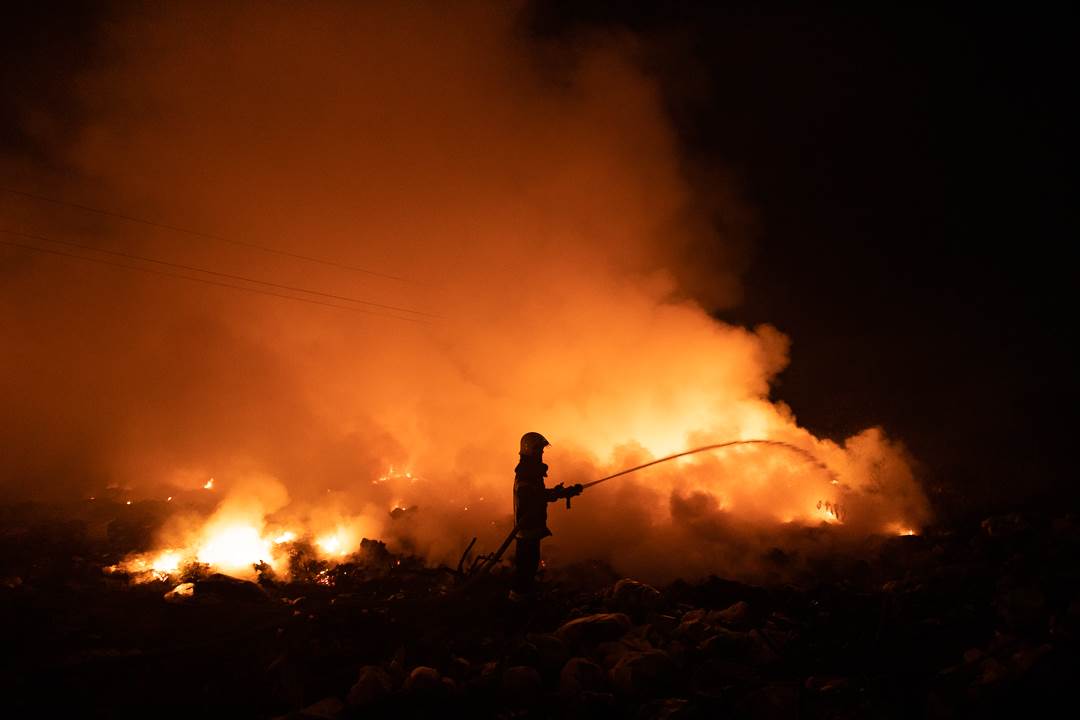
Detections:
0,1,927,582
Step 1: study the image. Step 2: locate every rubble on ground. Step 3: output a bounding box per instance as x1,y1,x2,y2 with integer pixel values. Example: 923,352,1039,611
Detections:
1,509,1077,717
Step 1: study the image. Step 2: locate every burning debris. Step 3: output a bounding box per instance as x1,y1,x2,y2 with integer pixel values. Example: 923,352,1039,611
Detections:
102,435,921,591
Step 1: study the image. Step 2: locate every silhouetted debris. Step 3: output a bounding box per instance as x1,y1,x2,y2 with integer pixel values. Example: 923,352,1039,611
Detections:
560,657,607,696
610,579,662,617
196,572,269,603
557,613,632,649
610,650,675,699
346,665,393,706
636,697,694,720
297,696,344,719
502,665,543,705
2,507,1078,717
179,560,212,583
388,505,419,521
527,632,569,678
403,665,443,695
162,581,194,603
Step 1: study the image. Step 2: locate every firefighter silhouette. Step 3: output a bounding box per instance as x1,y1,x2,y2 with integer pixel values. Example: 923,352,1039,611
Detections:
511,432,582,599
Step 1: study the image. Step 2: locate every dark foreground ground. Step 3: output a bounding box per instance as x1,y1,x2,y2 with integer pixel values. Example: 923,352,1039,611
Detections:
1,507,1077,719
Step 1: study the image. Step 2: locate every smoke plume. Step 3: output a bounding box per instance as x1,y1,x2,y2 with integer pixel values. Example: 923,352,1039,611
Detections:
0,1,928,582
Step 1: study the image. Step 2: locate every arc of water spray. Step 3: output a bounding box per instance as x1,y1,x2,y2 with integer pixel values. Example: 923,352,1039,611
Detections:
582,439,836,490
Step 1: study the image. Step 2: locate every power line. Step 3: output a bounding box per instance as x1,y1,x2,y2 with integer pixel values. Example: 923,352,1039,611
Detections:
0,228,439,318
0,184,407,281
0,238,430,324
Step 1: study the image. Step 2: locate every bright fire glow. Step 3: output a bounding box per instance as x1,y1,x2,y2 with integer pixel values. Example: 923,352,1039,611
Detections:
204,478,214,490
115,548,185,581
151,550,182,573
196,524,273,572
316,534,343,555
315,526,359,558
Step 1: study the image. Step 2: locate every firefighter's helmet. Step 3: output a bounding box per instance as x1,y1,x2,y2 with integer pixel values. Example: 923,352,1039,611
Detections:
519,431,550,457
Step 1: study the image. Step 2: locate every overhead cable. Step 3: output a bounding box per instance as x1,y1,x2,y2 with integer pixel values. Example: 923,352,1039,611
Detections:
0,185,407,281
0,238,429,324
0,228,438,319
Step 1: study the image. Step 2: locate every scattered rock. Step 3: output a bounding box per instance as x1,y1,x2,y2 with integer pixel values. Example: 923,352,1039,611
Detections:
556,612,632,648
347,665,393,706
502,665,542,704
995,585,1046,629
746,629,781,665
651,614,679,637
1012,643,1053,674
196,573,268,603
445,656,471,684
611,578,663,616
508,640,539,668
560,657,607,696
981,513,1029,539
610,650,675,699
299,696,344,719
698,627,747,657
674,614,712,644
526,632,569,675
163,582,195,603
576,690,616,713
709,600,753,629
977,657,1010,686
637,697,694,720
737,683,799,720
805,675,851,692
403,666,443,694
595,640,635,670
472,661,501,692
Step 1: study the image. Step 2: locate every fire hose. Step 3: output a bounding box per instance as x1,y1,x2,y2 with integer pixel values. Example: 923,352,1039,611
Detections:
457,439,833,583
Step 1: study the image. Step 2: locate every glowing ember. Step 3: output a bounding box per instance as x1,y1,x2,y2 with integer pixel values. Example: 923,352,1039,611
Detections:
196,524,273,572
814,500,844,524
315,526,358,558
316,534,344,555
374,467,416,485
151,550,183,573
203,478,214,490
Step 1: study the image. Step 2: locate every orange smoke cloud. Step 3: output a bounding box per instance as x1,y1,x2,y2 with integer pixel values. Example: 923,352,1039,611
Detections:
0,1,927,581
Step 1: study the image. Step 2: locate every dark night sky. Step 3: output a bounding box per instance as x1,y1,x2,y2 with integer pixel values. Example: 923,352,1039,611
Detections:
533,5,1075,516
3,4,1074,517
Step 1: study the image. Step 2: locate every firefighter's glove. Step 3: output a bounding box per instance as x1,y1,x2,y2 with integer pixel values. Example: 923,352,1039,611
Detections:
568,483,584,498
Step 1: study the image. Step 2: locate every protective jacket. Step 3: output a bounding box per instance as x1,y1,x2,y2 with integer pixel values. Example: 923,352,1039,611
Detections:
513,457,570,540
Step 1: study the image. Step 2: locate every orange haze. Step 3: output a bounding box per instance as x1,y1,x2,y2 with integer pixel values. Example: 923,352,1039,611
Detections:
0,1,928,581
